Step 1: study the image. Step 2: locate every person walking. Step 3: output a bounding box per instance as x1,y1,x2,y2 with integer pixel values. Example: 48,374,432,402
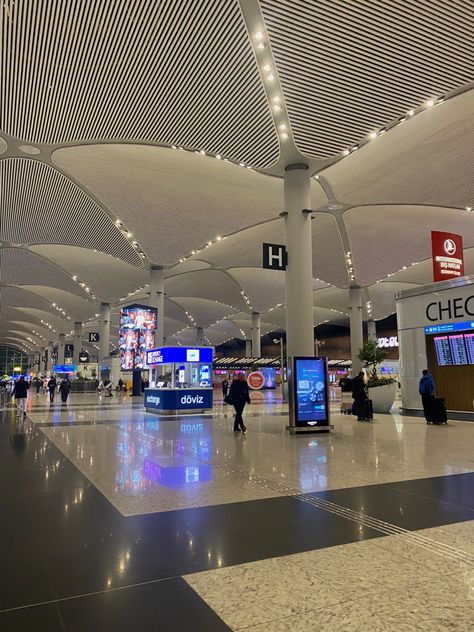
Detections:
12,376,29,417
419,369,435,423
118,378,124,392
47,376,57,403
34,377,42,394
59,378,71,404
221,378,229,400
228,373,251,433
352,371,369,421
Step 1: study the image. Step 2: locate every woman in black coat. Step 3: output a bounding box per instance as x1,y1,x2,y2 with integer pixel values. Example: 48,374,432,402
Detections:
228,373,251,433
59,379,71,403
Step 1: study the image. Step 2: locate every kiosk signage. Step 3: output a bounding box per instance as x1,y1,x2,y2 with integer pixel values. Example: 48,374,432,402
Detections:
146,347,213,365
292,357,329,428
144,388,213,411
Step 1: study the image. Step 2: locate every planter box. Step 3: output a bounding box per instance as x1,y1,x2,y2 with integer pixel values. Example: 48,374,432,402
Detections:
71,381,99,393
368,381,397,414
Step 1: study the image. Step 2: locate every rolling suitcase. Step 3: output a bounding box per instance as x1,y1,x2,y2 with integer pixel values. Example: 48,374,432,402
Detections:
363,398,373,421
429,397,448,424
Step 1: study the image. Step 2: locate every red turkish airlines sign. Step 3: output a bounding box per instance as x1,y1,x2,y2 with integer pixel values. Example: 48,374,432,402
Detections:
431,231,464,282
247,371,265,390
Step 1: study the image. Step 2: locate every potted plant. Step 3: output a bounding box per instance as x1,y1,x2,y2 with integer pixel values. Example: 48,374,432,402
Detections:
357,340,397,414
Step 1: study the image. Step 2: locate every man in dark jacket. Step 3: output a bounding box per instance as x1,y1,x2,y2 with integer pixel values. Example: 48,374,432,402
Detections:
228,373,251,433
12,376,29,417
419,369,435,422
352,371,368,421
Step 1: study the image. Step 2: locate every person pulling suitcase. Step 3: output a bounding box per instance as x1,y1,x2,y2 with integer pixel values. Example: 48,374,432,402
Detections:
352,371,372,421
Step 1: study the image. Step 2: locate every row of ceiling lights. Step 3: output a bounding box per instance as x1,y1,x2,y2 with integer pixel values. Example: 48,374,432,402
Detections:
51,302,72,320
345,251,355,283
178,234,227,264
40,319,56,333
253,30,289,144
118,284,149,303
114,220,147,260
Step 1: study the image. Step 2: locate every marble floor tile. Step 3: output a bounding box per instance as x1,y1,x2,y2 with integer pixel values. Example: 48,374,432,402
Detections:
238,600,390,631
358,571,474,628
185,556,346,629
416,520,474,556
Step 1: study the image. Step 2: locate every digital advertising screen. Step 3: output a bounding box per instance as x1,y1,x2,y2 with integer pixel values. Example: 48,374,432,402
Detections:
293,357,329,427
119,304,157,370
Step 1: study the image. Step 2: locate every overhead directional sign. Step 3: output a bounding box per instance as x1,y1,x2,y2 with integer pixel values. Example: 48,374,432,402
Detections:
262,242,287,271
89,332,100,343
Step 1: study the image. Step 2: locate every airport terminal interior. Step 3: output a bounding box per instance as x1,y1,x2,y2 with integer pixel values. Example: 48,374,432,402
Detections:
1,1,474,630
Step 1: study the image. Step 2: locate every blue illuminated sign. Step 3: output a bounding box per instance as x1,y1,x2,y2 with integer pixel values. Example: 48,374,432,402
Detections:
144,388,213,411
53,364,77,373
424,320,474,335
146,346,213,365
293,357,329,428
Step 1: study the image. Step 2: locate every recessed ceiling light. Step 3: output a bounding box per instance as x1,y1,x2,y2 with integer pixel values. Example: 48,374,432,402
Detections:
257,42,265,50
254,31,263,40
466,207,472,211
368,131,377,139
267,74,275,81
272,96,281,103
278,123,287,130
216,154,221,159
407,109,415,116
342,149,350,156
263,64,271,72
273,104,281,112
280,132,288,140
425,99,434,107
199,149,206,155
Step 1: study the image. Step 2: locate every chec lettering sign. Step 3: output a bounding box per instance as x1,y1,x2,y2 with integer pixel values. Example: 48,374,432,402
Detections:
431,231,464,282
247,371,265,390
426,296,474,322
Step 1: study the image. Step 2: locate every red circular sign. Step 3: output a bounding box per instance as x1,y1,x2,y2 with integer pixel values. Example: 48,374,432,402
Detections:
248,371,265,390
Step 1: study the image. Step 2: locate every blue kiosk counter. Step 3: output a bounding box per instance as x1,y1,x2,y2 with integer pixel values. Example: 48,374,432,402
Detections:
144,346,214,414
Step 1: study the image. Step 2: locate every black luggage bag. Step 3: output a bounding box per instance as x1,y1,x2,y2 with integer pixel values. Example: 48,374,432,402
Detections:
363,398,373,421
428,397,448,424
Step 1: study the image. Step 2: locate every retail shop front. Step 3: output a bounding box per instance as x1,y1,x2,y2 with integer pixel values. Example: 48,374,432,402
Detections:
396,275,474,420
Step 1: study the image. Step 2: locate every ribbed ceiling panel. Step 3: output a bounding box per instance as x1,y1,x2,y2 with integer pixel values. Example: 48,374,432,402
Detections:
0,159,142,266
0,286,53,313
261,0,474,158
0,0,279,168
0,248,90,299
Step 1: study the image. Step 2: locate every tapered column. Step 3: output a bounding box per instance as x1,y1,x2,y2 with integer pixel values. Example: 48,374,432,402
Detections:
349,288,364,375
367,319,377,342
35,351,41,374
245,340,252,356
99,303,111,362
57,333,65,365
196,327,204,345
40,347,46,372
284,164,314,359
73,322,82,365
47,341,54,373
149,266,164,348
251,312,261,357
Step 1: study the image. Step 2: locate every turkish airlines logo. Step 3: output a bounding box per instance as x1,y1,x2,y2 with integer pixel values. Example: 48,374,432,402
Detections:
443,239,457,256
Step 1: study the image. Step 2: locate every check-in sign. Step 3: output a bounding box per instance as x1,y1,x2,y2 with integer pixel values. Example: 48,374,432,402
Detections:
263,243,287,271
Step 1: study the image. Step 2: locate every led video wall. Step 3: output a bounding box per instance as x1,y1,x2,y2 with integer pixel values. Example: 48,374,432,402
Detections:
119,305,157,370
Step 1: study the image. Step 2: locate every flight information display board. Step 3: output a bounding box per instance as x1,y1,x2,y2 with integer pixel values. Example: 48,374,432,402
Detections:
448,334,469,365
434,336,452,366
293,357,329,427
119,305,157,370
464,333,474,364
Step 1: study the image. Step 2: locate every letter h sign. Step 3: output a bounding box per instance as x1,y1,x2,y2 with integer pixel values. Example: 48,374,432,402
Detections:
262,243,288,271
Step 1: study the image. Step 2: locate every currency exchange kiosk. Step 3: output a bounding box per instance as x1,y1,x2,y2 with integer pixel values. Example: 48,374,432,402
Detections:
144,346,213,414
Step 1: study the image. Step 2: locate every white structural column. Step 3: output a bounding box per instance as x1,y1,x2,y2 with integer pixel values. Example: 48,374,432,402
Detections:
57,333,65,365
73,321,82,365
196,327,204,344
99,303,111,362
367,319,377,342
149,266,164,348
284,164,314,359
40,347,46,372
35,352,41,374
245,340,252,356
47,341,54,372
349,288,364,375
251,312,261,357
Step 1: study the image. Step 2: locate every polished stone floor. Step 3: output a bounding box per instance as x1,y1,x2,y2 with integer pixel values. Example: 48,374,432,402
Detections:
1,391,473,630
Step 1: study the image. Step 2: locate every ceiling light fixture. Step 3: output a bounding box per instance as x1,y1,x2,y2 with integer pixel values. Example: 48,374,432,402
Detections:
425,99,435,107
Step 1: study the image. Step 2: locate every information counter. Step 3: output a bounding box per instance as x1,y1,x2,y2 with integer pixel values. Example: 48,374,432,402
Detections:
144,346,214,414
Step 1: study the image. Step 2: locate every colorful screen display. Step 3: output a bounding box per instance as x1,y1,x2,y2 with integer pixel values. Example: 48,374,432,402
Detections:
120,305,157,370
293,358,329,427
